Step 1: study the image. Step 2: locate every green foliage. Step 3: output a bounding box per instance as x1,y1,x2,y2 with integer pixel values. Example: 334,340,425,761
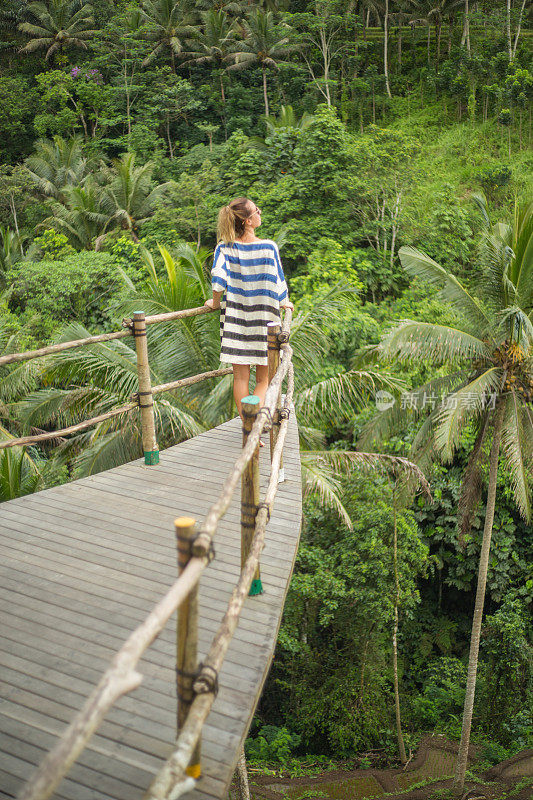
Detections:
245,725,302,764
411,657,466,737
0,76,38,162
0,447,42,501
290,238,363,302
269,474,428,754
32,229,76,260
6,251,117,328
479,598,533,746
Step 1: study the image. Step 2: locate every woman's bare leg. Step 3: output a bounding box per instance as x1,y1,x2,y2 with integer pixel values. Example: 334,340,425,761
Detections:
232,364,251,419
254,364,269,406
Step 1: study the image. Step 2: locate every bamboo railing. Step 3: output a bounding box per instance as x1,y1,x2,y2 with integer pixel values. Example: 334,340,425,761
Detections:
10,304,295,800
0,306,232,459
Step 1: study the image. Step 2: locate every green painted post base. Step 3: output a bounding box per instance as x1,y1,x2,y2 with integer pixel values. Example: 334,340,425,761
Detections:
249,578,263,596
144,450,160,465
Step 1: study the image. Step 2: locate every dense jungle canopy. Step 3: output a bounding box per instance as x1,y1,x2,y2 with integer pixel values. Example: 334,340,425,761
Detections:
0,0,532,792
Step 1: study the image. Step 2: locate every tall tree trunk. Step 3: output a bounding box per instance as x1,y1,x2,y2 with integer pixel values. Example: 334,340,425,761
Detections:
506,0,512,60
512,0,528,57
262,64,269,116
397,23,402,70
166,116,174,158
392,493,407,764
320,26,332,106
9,195,23,255
452,402,504,796
384,0,392,98
461,0,470,53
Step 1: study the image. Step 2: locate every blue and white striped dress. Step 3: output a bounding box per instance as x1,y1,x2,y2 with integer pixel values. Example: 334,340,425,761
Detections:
211,239,289,366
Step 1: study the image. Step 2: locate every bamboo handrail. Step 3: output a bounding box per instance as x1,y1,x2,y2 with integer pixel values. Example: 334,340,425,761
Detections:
0,369,234,451
150,367,232,397
279,307,292,343
191,343,292,559
0,305,214,368
16,556,208,800
16,310,295,800
0,402,138,451
144,364,295,800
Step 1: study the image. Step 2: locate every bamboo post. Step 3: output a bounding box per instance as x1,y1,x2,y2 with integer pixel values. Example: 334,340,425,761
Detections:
133,311,159,465
241,396,262,596
267,322,284,483
175,517,201,779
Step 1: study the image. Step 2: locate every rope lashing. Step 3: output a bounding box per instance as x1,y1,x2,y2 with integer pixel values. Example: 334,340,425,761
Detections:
279,407,291,421
258,406,273,432
257,502,271,522
193,664,219,697
277,331,290,343
192,536,215,564
175,665,201,705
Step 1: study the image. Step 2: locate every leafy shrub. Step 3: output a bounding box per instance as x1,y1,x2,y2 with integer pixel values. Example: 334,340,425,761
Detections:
411,657,466,736
476,166,512,198
245,725,301,764
31,230,75,261
7,251,117,329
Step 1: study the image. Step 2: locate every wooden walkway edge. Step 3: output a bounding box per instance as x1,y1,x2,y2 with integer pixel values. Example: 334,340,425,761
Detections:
0,413,302,800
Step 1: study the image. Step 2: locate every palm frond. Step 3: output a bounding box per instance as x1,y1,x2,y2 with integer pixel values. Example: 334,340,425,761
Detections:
433,368,502,462
297,425,327,450
295,368,403,427
358,371,469,450
301,454,352,530
379,321,488,364
304,450,430,498
399,246,492,334
501,393,532,522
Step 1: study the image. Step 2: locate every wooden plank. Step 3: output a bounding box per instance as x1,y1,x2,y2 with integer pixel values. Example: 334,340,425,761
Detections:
0,413,301,800
0,510,293,582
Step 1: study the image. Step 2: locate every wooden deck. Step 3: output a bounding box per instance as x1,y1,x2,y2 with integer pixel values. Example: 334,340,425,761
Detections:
0,413,302,800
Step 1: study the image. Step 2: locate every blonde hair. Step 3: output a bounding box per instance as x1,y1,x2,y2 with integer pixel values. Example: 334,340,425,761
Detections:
217,197,253,243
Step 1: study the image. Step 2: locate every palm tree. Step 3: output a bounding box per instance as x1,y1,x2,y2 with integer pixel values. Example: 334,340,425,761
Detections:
40,176,108,249
228,10,296,116
24,135,93,202
262,104,315,134
96,153,175,247
361,197,533,795
0,226,23,281
424,0,461,67
18,0,97,62
180,10,236,106
0,447,43,501
140,0,197,72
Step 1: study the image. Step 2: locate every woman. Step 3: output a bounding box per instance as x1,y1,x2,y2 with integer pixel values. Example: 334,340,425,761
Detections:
204,197,293,419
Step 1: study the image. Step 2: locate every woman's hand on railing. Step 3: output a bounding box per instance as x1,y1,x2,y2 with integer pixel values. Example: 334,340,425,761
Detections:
281,301,294,311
